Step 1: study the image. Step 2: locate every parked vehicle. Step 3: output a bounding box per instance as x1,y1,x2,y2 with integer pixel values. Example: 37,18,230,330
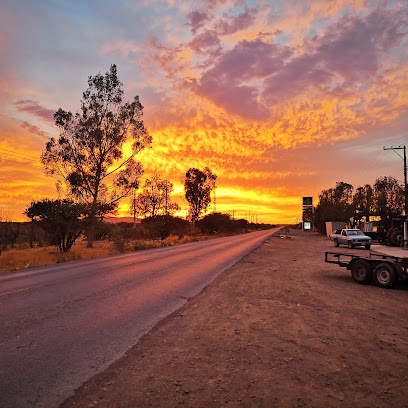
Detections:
330,229,372,250
384,216,408,247
325,251,408,289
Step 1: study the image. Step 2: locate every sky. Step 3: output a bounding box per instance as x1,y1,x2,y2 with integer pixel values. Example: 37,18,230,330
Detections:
0,0,408,224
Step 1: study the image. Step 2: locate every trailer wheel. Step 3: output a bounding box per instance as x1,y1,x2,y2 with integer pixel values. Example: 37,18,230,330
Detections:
350,260,372,284
373,263,397,289
348,241,354,249
334,239,339,247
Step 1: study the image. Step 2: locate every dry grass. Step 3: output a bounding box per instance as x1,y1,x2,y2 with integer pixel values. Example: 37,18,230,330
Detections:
0,239,113,274
0,233,242,274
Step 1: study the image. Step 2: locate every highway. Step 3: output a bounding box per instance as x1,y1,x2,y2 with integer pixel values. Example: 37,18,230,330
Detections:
0,228,279,407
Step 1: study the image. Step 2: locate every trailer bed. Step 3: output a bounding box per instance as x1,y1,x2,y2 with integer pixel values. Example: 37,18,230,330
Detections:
325,251,408,288
325,251,408,268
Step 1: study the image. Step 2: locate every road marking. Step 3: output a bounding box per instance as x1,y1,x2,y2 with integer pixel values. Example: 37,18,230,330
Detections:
0,287,30,297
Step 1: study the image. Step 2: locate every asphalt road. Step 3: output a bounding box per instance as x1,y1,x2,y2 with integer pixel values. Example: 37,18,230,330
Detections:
0,228,279,408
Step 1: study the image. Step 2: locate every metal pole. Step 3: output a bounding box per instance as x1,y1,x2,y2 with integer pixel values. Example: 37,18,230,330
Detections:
404,146,408,249
383,145,408,248
404,146,408,215
133,189,136,228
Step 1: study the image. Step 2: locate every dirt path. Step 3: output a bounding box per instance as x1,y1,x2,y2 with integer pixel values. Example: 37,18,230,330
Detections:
61,230,408,408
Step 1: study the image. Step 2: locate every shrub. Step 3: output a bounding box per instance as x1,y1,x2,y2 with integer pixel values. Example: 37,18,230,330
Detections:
197,213,234,235
141,215,191,240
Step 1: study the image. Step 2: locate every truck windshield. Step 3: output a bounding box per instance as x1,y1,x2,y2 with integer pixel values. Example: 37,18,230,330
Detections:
346,230,364,236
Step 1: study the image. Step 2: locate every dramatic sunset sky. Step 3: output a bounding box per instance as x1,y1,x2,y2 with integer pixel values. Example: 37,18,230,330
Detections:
1,0,408,223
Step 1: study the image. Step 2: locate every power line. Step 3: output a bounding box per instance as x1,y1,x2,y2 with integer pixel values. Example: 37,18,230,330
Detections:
0,152,43,168
0,148,40,160
0,151,40,164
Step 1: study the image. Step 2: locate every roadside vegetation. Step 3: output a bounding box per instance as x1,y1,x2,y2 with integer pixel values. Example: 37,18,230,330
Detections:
313,177,405,234
0,65,276,272
0,216,273,273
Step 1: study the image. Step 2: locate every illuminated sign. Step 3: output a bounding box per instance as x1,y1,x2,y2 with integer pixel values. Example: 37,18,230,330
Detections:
304,222,311,230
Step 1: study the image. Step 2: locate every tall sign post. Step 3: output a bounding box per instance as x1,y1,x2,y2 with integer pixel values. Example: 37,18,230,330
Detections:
302,196,314,231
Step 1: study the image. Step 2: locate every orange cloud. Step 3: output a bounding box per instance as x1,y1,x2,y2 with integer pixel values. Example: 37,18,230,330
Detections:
2,1,408,225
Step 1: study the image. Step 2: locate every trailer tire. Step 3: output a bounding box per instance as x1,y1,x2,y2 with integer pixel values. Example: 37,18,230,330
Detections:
373,263,397,289
334,239,339,247
350,260,372,284
348,241,354,249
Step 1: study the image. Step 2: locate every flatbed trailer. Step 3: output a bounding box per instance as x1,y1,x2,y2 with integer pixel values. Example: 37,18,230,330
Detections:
325,251,408,288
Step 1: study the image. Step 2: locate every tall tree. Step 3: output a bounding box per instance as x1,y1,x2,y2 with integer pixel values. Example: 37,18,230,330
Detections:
41,64,151,211
352,184,373,223
134,174,180,218
372,176,404,229
184,167,217,224
313,181,354,233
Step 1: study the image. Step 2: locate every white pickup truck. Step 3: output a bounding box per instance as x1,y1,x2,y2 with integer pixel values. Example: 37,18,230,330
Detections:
331,229,372,250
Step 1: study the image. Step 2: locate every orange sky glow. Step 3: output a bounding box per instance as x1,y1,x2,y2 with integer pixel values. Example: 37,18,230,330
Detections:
1,1,408,223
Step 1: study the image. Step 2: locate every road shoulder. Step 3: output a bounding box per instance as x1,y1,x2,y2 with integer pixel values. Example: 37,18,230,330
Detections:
61,230,408,408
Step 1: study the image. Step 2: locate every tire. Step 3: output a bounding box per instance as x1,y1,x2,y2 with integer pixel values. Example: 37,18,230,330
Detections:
350,260,373,284
390,230,404,247
334,239,339,247
348,241,354,249
378,238,387,245
373,263,397,289
365,244,371,250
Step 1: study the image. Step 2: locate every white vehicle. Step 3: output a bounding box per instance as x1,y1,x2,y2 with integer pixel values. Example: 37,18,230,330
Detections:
331,229,372,250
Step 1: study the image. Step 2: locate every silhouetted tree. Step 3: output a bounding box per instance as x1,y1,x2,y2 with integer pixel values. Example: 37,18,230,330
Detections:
184,167,217,224
372,176,404,229
313,181,354,233
24,199,113,252
141,215,190,240
41,65,151,244
352,184,373,223
197,212,233,235
134,174,180,218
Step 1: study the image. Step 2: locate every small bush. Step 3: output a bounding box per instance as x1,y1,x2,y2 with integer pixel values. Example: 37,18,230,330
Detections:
112,239,127,253
197,213,234,235
164,235,179,246
56,252,83,263
141,216,191,240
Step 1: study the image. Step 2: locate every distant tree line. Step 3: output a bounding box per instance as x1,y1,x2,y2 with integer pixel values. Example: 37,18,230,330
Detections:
314,176,405,233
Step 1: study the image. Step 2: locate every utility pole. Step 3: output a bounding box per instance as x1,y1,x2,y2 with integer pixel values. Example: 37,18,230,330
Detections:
132,188,137,228
383,145,408,248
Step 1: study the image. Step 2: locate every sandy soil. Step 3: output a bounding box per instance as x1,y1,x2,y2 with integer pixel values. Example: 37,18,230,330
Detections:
61,230,408,408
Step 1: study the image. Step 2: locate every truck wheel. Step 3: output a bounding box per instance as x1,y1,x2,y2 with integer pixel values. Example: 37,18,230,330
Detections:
350,260,372,284
373,263,397,289
348,241,354,249
365,244,371,250
334,239,339,247
390,230,403,247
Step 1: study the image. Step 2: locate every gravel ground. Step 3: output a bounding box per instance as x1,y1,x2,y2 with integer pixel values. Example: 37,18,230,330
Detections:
61,230,408,408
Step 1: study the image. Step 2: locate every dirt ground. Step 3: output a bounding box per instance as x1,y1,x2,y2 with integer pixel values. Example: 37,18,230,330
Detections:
61,230,408,408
